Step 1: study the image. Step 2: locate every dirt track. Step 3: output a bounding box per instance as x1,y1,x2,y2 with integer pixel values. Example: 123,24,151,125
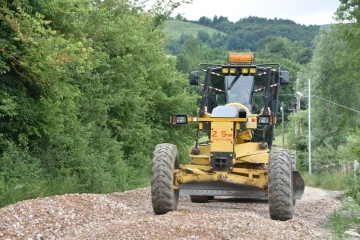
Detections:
0,187,341,240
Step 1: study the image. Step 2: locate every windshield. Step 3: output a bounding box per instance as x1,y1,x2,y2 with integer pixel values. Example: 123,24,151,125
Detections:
226,76,254,109
206,72,276,113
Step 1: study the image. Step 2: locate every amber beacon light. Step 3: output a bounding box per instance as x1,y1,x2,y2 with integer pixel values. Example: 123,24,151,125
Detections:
227,52,255,64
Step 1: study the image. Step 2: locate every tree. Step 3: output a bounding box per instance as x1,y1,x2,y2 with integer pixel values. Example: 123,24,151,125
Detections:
336,0,360,22
0,0,197,206
293,24,360,166
197,30,210,43
175,39,226,73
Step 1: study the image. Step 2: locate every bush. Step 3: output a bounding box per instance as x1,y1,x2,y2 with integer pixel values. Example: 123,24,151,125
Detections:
344,169,360,205
303,171,356,191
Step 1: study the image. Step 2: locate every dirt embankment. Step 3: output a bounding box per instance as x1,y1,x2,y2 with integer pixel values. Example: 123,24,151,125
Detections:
0,187,341,240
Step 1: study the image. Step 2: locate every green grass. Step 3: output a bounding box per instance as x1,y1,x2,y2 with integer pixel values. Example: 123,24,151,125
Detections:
325,203,360,239
302,171,360,239
0,175,151,208
0,178,80,208
302,171,355,190
164,20,227,39
272,134,286,149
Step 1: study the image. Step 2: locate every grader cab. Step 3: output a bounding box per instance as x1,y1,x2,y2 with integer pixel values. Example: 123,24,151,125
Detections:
151,52,305,221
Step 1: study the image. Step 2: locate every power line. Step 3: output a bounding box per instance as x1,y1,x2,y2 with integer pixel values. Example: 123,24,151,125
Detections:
313,95,360,114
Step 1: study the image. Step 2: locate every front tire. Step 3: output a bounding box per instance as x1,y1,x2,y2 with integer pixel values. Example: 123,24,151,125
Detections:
151,143,180,214
268,149,294,221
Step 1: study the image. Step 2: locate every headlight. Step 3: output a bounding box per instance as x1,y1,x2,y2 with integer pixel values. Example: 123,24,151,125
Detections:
258,116,270,125
170,115,188,125
176,116,187,124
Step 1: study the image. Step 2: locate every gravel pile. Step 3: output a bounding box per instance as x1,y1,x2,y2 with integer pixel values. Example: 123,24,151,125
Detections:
0,187,341,239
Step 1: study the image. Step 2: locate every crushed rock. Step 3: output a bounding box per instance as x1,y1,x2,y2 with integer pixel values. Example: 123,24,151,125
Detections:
0,187,341,239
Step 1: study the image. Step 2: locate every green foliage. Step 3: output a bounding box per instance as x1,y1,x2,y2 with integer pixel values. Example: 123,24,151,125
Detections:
305,171,360,238
224,17,319,50
284,111,309,169
345,129,360,159
175,38,227,73
302,25,360,143
287,7,360,222
336,0,360,22
257,36,312,64
286,23,360,169
346,185,360,206
327,205,360,239
303,171,355,191
0,0,197,207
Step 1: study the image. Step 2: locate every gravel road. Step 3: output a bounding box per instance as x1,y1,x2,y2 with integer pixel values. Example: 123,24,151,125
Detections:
0,187,341,240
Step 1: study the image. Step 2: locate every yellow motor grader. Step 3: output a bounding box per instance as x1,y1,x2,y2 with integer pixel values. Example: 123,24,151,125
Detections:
151,52,305,221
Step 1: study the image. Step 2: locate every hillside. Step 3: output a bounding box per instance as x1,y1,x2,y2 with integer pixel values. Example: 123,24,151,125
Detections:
166,17,321,55
164,19,227,39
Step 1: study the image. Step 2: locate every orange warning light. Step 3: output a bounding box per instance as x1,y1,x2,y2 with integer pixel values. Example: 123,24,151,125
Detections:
227,52,255,64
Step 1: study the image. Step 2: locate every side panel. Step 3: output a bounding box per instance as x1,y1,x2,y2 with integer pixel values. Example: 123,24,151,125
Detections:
234,142,269,164
190,144,210,165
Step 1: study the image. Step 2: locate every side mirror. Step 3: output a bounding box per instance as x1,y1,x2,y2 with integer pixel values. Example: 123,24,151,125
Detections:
280,70,290,85
188,71,199,85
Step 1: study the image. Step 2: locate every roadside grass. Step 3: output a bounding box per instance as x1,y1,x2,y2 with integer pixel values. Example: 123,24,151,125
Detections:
302,171,355,190
0,176,151,208
0,178,80,208
325,202,360,239
303,171,360,239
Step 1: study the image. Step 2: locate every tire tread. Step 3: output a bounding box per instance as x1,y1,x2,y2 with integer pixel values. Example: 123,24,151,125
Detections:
151,143,179,214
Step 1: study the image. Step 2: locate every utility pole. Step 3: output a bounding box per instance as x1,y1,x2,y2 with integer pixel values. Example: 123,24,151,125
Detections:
295,73,300,163
294,91,303,164
295,74,300,136
295,94,301,133
308,79,312,174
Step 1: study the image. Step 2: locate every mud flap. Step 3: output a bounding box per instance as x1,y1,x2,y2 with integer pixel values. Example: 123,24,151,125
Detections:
293,170,305,199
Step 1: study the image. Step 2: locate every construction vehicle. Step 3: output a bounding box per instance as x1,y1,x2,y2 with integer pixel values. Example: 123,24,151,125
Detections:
151,52,305,221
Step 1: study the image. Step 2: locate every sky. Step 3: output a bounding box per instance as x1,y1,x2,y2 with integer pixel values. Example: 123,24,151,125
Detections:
171,0,342,25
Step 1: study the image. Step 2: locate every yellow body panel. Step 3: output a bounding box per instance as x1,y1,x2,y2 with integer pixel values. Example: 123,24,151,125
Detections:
189,144,210,156
237,153,269,164
246,121,257,129
198,117,247,122
190,157,209,165
237,130,252,141
210,122,234,152
234,142,269,163
189,145,210,165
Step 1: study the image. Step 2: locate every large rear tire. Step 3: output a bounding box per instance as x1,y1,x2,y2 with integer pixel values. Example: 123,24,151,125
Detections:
151,143,180,215
268,149,294,221
190,195,209,203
